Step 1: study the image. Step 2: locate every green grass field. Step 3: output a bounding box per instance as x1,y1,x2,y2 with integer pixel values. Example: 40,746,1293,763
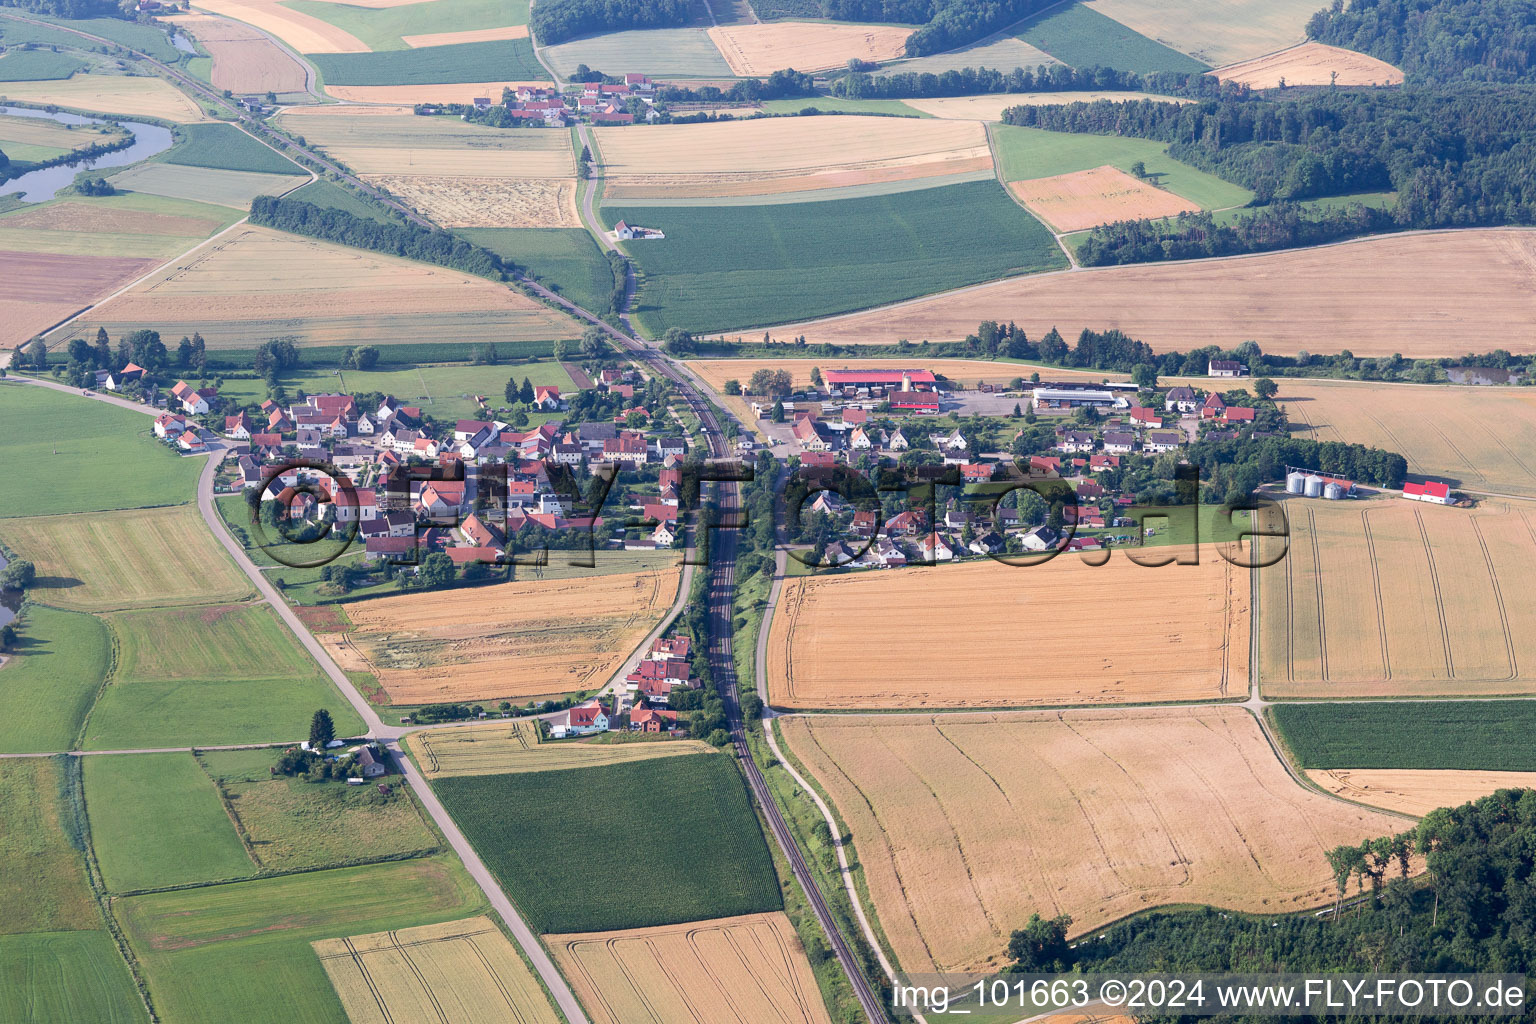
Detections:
459,227,613,315
84,753,252,893
0,757,100,932
0,48,88,82
287,0,528,50
109,604,316,683
284,178,399,223
0,606,109,754
434,753,781,932
1016,2,1209,74
542,26,732,79
224,775,438,871
0,13,180,61
309,38,547,85
118,855,485,1024
607,179,1067,334
1273,702,1536,771
0,930,146,1024
0,384,202,517
877,34,1058,77
108,162,305,209
990,124,1252,209
163,123,303,175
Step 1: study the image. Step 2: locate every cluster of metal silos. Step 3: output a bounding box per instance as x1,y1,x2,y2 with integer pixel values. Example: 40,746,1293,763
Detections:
1285,471,1345,499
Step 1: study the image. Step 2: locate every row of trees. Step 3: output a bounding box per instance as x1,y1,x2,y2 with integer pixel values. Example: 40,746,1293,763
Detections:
1022,789,1536,998
528,0,691,46
0,0,127,20
834,63,1237,101
248,196,511,280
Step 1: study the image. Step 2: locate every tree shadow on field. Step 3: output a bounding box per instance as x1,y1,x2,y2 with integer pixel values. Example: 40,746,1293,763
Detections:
30,575,85,596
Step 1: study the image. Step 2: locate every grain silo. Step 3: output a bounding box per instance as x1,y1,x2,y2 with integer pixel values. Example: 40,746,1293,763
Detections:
1286,471,1307,494
1324,481,1345,500
1305,474,1324,498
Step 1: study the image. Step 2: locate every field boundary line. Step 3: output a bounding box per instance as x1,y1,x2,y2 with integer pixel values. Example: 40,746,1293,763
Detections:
191,749,262,870
983,120,1079,270
1306,511,1329,682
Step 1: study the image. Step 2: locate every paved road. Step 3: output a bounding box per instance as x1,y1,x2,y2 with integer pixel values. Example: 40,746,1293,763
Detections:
5,375,592,1024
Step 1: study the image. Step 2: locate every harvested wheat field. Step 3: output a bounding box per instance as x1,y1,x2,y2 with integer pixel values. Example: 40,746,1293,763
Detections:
767,553,1247,709
67,225,575,348
163,13,308,94
1216,41,1402,89
594,116,990,200
365,175,579,227
1257,500,1536,698
193,0,368,52
324,567,682,703
0,249,159,350
275,110,573,177
1,201,223,243
0,74,206,122
1280,379,1536,497
1306,769,1536,817
1082,0,1322,66
906,90,1184,120
1,506,250,612
402,25,529,47
708,22,910,76
548,912,832,1024
410,721,713,778
313,916,560,1024
779,708,1407,973
323,81,549,103
766,229,1536,356
1011,165,1201,232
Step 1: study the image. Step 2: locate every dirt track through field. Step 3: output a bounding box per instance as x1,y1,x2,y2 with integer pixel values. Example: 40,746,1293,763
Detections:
781,708,1407,974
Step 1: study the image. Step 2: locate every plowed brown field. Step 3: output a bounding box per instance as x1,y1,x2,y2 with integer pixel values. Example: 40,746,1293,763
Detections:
1216,42,1403,89
707,22,911,75
1010,164,1202,232
779,708,1408,973
767,553,1248,709
0,249,158,349
1306,769,1536,817
547,912,832,1024
322,566,682,703
765,229,1536,357
164,13,308,94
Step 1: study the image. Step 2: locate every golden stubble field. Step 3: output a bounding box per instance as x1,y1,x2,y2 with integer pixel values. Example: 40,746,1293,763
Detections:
1306,769,1536,817
163,13,309,94
779,708,1407,973
313,916,560,1024
68,225,575,347
765,229,1536,357
707,22,911,75
1257,499,1536,698
547,912,833,1024
193,0,368,52
1279,379,1536,497
767,553,1248,709
1010,164,1202,232
594,116,990,200
365,174,580,227
409,720,713,777
1081,0,1323,66
1216,41,1403,89
322,566,682,703
1,506,250,612
0,75,208,122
